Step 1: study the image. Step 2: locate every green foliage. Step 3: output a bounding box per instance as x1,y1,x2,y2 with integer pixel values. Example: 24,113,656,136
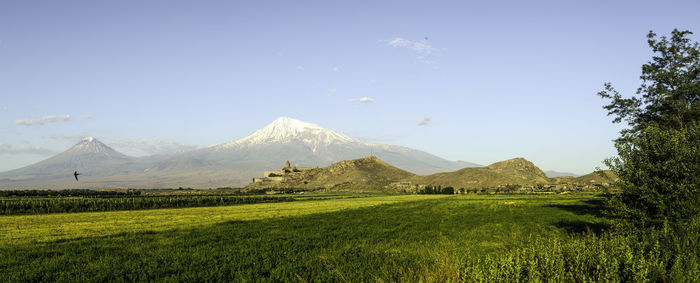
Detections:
0,195,317,215
599,29,700,228
607,122,700,228
418,185,455,194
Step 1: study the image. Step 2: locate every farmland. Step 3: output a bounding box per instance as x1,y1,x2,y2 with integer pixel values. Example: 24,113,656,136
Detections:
5,193,684,281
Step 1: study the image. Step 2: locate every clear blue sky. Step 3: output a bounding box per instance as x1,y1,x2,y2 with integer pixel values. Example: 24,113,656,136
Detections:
1,0,698,174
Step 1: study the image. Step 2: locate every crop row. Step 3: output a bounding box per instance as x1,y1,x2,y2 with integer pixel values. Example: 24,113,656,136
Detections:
0,195,301,215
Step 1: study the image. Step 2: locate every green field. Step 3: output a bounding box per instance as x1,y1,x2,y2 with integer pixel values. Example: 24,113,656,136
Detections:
1,193,696,281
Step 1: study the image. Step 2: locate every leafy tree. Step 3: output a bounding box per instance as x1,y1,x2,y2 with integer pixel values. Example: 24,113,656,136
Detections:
599,29,700,229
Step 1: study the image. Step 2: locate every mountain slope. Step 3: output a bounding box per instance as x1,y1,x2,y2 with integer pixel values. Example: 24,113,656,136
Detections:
574,170,618,184
0,137,134,181
149,117,478,178
408,158,550,189
245,156,416,192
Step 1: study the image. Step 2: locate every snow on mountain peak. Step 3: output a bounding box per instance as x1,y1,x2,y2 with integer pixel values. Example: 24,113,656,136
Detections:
75,136,100,146
69,137,127,158
268,117,323,132
216,117,359,150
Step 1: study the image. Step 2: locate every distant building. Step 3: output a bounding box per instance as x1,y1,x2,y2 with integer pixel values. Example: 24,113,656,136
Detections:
255,161,318,183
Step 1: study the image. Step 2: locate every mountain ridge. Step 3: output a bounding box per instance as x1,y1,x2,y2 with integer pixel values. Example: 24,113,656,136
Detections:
244,156,617,193
0,117,480,189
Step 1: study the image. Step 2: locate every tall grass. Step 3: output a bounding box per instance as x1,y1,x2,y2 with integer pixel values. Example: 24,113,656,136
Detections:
455,220,700,282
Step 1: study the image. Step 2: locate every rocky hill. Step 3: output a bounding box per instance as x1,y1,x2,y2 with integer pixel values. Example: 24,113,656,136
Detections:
574,170,618,185
244,156,620,193
245,156,415,192
550,170,617,185
405,157,550,189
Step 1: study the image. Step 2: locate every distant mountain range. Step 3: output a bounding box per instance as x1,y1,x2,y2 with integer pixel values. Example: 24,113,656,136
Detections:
544,170,579,178
0,117,481,189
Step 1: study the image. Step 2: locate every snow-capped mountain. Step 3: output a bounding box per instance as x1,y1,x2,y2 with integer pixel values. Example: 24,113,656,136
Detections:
0,117,481,188
215,117,356,150
182,117,479,174
64,137,131,159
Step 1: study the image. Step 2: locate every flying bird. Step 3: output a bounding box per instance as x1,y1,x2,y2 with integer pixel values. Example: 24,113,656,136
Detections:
74,171,80,181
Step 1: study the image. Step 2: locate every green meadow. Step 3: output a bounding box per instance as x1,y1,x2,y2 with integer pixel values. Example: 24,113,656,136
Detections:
2,193,664,282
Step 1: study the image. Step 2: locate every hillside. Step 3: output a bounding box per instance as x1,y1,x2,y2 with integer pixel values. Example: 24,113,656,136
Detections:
245,156,415,192
406,158,550,189
574,170,618,184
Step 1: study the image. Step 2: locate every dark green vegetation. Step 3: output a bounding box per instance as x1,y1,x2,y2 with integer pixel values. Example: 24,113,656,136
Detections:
0,189,141,197
461,223,700,282
0,189,357,215
599,29,700,229
417,185,456,194
1,195,289,215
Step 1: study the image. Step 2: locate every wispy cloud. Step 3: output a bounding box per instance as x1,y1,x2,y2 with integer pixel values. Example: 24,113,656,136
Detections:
333,66,340,72
48,134,90,143
349,97,374,103
108,139,200,155
417,116,432,126
296,65,304,70
329,88,337,96
383,37,438,65
16,114,71,126
0,144,56,155
1,106,7,111
385,37,433,53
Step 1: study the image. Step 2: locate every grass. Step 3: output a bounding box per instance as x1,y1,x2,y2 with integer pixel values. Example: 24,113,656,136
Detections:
0,194,446,244
0,194,618,281
0,193,364,215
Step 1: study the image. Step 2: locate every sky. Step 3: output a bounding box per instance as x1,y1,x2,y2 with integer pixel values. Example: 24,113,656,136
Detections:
1,0,699,174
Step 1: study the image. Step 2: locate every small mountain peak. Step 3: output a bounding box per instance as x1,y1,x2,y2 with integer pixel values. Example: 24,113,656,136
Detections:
333,156,388,168
67,137,129,159
486,157,547,178
75,136,100,146
268,117,323,131
488,157,530,167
